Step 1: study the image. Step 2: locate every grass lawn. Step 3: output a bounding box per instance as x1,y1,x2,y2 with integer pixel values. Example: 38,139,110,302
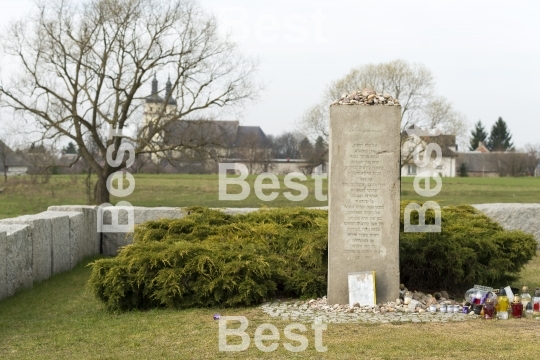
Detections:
1,174,540,219
1,175,539,358
401,176,540,206
0,255,539,359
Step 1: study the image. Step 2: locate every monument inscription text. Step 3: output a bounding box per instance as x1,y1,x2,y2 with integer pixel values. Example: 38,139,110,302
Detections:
342,141,385,259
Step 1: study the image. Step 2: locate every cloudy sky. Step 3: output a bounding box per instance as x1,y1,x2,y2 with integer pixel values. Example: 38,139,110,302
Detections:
1,0,539,148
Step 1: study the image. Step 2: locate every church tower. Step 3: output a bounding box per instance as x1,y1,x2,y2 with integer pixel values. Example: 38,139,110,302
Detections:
144,75,177,126
143,75,178,159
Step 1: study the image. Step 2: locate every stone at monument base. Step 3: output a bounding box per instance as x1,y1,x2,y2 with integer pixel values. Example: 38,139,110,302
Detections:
327,105,401,305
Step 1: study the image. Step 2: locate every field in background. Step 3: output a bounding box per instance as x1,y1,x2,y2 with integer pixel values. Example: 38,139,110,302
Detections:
401,176,540,205
1,174,540,219
0,254,539,359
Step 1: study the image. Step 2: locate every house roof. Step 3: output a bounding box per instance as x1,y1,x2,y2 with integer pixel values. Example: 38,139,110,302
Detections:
161,120,268,149
233,126,270,148
475,141,490,153
0,140,28,167
456,153,499,172
456,152,536,173
163,120,239,147
56,153,81,166
421,134,457,157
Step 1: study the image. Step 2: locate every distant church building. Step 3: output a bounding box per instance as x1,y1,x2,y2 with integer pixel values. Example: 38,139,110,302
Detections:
141,76,271,173
143,75,177,145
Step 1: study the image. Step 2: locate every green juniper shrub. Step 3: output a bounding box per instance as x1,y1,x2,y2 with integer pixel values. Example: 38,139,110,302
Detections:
399,202,537,293
88,207,328,311
88,204,536,311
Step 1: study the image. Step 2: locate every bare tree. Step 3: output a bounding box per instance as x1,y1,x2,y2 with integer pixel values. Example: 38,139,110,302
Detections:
233,132,272,174
496,152,537,177
524,143,540,164
296,59,468,167
272,131,302,159
0,134,14,182
0,0,260,204
296,103,328,143
18,142,58,184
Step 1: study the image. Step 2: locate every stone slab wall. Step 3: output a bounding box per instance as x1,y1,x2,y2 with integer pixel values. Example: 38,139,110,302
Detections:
0,224,33,299
472,203,540,248
0,216,52,283
35,211,84,271
1,203,539,303
0,231,7,301
48,206,100,257
0,207,100,302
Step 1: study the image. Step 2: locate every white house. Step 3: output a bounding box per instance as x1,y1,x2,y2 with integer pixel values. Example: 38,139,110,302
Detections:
401,133,457,178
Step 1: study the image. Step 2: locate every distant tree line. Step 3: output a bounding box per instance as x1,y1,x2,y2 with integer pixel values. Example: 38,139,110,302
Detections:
469,117,514,151
462,117,540,177
267,132,327,171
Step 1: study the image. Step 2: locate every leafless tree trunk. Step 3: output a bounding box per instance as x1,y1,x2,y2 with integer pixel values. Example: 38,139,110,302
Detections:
0,135,11,183
0,0,260,204
233,132,272,174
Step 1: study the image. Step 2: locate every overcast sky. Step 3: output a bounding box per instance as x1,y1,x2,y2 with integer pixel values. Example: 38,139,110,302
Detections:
1,0,539,148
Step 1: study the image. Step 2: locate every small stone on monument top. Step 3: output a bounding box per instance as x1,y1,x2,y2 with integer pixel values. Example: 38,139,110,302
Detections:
332,87,400,106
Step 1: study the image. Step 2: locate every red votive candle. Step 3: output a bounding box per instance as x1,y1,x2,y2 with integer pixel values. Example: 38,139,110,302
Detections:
483,300,495,320
511,302,523,318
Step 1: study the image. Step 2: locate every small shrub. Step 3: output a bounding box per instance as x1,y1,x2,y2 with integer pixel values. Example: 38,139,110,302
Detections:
459,163,468,177
88,204,536,311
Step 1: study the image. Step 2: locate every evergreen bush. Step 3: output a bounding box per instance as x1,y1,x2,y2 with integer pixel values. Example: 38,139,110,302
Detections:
88,204,536,311
88,207,327,311
399,202,537,292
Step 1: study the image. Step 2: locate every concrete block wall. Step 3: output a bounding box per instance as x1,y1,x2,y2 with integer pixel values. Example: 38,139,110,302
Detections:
0,224,32,299
48,206,100,257
0,207,102,302
1,204,539,303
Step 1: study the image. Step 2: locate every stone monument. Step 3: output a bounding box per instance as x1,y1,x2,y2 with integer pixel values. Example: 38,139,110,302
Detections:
327,89,401,305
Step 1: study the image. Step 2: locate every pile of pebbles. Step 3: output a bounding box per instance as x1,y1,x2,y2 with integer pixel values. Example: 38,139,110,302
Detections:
260,294,475,324
331,87,400,106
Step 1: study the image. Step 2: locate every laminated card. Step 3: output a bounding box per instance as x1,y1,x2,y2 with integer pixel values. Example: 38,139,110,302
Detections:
348,271,376,306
